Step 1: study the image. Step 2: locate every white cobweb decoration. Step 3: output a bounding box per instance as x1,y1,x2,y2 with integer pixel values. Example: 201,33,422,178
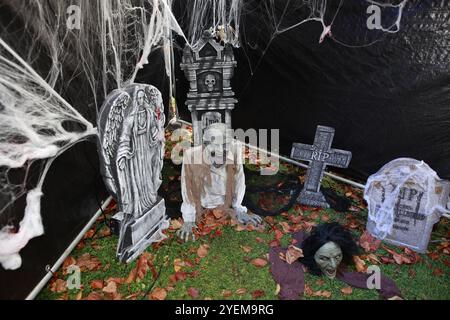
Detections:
177,0,408,77
0,0,177,270
181,0,243,47
0,37,96,270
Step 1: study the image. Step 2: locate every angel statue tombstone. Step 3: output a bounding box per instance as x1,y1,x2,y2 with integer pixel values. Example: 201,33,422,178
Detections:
97,84,169,263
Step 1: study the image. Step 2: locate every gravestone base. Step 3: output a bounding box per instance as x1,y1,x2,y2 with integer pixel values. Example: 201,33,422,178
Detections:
298,190,330,209
112,198,169,263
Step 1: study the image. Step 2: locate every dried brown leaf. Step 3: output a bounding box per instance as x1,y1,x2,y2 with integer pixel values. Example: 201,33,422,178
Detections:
285,245,303,264
341,286,353,295
149,287,167,300
50,279,67,293
102,281,117,294
359,231,381,253
222,290,232,298
188,287,200,299
84,292,104,300
197,244,210,258
236,288,247,295
76,253,101,271
241,245,252,253
90,280,104,290
252,290,265,299
353,255,367,272
251,258,268,268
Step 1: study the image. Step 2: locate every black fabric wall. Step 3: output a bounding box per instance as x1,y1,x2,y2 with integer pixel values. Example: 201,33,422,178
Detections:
174,0,450,180
0,141,108,300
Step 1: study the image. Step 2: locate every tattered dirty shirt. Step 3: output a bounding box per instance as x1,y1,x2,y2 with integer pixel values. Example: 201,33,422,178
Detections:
180,142,247,223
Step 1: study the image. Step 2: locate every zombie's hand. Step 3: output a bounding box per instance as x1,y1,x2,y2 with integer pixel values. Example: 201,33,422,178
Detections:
236,211,263,227
176,221,197,242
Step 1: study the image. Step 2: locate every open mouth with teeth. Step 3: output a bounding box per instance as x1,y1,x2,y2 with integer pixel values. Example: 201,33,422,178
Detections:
324,268,337,278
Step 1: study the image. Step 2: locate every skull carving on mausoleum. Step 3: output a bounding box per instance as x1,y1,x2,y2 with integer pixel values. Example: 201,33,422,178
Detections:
205,74,216,92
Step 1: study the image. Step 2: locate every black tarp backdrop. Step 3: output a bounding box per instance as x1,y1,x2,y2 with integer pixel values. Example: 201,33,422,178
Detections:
0,142,108,300
0,2,170,299
174,0,450,181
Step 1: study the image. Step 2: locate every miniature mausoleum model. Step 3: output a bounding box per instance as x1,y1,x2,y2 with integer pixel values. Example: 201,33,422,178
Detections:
181,30,237,145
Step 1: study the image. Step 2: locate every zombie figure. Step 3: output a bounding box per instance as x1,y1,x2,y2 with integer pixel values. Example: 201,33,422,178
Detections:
177,123,262,241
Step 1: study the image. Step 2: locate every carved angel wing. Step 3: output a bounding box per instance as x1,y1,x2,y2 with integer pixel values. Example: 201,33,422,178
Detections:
98,91,131,197
102,92,131,165
145,85,165,134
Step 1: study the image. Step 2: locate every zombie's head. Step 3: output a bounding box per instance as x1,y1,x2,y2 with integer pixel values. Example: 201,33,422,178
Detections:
300,223,358,279
203,122,231,168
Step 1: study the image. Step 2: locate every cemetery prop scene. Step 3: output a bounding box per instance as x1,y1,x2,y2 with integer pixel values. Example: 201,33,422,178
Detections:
0,0,449,302
98,84,169,263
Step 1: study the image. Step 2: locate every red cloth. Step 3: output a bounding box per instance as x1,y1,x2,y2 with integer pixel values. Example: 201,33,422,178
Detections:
269,231,402,300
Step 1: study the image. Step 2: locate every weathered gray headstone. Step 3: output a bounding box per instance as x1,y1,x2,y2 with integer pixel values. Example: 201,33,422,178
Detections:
291,126,352,208
180,30,237,146
97,83,169,263
365,158,450,253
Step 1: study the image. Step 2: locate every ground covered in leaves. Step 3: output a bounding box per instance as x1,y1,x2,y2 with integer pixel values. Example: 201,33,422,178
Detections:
38,129,450,300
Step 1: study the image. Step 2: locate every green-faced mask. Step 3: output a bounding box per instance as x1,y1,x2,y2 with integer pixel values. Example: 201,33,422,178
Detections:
313,241,343,279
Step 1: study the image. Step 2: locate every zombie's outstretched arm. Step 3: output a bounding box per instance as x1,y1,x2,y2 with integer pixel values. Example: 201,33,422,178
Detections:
178,149,198,241
232,147,263,226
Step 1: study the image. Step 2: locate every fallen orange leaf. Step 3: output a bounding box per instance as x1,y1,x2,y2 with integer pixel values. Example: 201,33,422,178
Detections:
90,280,104,290
174,258,185,272
83,292,104,300
197,244,210,258
236,288,247,295
251,258,268,268
359,230,381,253
50,279,67,293
222,290,232,298
252,290,265,299
353,256,367,272
341,286,353,295
102,281,117,294
212,209,225,219
188,287,200,299
241,245,252,253
149,287,167,300
76,253,101,271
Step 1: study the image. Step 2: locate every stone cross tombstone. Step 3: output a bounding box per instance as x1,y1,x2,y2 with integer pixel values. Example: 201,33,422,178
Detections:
365,158,450,253
97,83,169,263
180,30,237,146
291,126,352,208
